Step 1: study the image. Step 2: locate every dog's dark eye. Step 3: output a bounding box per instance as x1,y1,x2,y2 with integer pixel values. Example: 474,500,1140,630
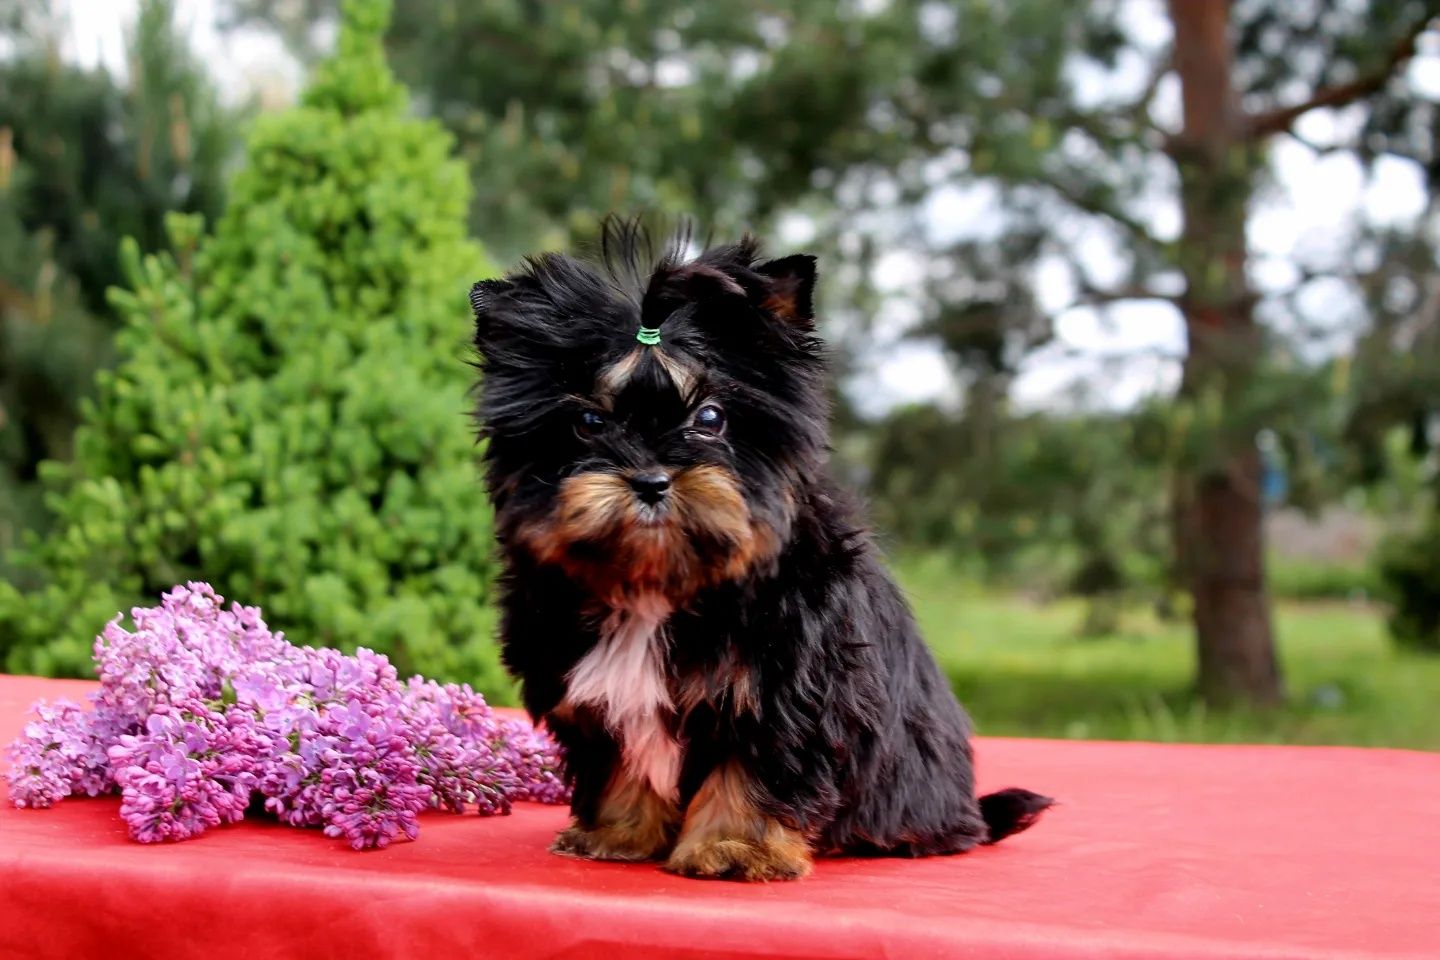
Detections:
693,403,726,434
576,409,607,437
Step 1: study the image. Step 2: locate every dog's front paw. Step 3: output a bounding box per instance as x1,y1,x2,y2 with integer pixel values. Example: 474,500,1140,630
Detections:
664,834,813,882
549,821,672,862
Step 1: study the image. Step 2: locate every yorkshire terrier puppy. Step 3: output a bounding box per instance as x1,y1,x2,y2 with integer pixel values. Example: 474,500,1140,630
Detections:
469,221,1051,881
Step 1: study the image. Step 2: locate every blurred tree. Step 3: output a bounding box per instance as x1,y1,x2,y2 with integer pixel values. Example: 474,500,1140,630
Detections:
0,0,232,578
773,0,1440,704
219,0,809,262
1158,1,1437,702
869,402,1167,611
0,0,511,698
1342,140,1440,654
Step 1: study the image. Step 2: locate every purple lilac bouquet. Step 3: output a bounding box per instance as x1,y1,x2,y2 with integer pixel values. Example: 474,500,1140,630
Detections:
5,583,567,849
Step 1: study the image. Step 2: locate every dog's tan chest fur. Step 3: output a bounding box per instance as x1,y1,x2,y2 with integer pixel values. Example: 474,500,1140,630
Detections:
561,595,681,801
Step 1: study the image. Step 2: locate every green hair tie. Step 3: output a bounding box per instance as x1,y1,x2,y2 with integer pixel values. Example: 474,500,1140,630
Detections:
636,325,662,346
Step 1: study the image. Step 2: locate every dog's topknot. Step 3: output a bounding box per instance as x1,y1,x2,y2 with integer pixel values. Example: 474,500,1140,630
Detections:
593,216,773,333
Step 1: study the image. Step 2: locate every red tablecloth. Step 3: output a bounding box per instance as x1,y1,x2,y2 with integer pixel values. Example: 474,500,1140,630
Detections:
1,674,1437,960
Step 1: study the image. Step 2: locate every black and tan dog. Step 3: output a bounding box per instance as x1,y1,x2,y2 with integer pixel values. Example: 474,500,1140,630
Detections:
469,221,1050,881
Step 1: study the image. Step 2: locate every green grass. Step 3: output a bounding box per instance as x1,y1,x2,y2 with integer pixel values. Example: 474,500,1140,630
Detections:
895,554,1440,751
1266,552,1382,602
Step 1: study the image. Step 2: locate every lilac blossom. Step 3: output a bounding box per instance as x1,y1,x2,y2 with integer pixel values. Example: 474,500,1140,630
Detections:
5,582,569,849
5,700,109,807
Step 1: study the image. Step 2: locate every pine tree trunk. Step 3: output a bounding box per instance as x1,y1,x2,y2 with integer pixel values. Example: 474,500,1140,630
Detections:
1168,0,1283,705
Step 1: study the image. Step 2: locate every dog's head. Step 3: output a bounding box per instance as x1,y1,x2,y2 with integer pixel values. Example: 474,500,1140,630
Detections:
470,221,827,606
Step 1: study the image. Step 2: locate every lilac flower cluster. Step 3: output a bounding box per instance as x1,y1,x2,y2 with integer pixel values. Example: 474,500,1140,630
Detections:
5,583,567,848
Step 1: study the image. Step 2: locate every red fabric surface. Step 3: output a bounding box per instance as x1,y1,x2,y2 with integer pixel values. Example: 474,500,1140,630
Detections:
2,674,1437,960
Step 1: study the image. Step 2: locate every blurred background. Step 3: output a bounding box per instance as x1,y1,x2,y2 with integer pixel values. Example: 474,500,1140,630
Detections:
3,0,1439,748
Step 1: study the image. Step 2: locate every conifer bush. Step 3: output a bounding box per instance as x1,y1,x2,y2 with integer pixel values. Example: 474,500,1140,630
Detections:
0,0,510,699
1378,519,1440,653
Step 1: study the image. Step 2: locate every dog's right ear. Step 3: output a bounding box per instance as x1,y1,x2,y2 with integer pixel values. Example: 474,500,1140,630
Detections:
755,254,817,329
470,278,513,345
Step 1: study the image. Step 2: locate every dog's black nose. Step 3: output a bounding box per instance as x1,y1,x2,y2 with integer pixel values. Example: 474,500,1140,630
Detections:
629,471,672,504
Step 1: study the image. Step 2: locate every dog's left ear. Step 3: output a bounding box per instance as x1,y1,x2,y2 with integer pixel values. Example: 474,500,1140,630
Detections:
755,255,817,328
470,278,513,345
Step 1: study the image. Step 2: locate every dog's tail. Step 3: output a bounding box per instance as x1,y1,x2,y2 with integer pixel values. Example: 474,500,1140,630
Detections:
978,788,1054,844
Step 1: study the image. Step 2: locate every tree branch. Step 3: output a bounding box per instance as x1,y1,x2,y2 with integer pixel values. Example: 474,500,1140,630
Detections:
1132,49,1174,131
1034,52,1173,152
1072,281,1181,310
1284,129,1349,157
1245,15,1437,140
1038,173,1163,250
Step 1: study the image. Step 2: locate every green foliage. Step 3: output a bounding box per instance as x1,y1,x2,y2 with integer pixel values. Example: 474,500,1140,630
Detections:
0,0,232,580
1377,518,1440,653
1266,554,1381,603
868,403,1166,598
222,0,818,259
217,0,1098,290
0,0,511,700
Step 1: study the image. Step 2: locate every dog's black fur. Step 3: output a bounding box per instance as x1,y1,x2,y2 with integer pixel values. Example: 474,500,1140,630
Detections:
470,220,1051,879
